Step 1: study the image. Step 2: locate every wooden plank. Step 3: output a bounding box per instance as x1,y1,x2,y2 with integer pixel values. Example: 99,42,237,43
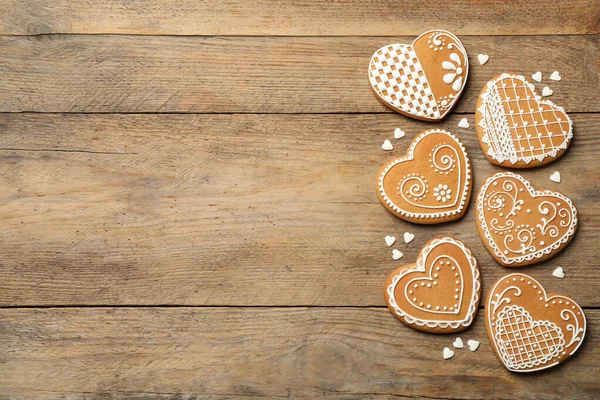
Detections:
0,35,598,113
0,0,599,36
0,307,598,399
0,113,598,307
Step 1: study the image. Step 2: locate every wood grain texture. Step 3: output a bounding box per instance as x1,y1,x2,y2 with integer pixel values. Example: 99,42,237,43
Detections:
1,113,598,307
0,35,598,113
0,307,598,399
1,0,599,36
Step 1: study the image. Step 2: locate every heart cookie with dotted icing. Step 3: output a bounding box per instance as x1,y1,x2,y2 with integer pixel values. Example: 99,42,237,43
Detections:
369,30,468,121
384,237,481,334
486,273,586,372
476,73,573,168
476,172,577,267
377,129,472,224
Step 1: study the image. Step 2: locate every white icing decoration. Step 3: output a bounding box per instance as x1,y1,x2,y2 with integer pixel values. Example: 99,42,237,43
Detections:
486,273,586,372
378,129,471,220
476,172,577,265
532,71,542,82
385,235,396,247
394,128,406,139
404,254,464,315
368,30,468,120
386,237,480,330
542,86,553,97
550,71,562,81
382,139,393,151
403,232,415,244
477,73,573,165
552,267,565,279
467,339,480,351
550,171,561,183
458,118,469,128
392,249,403,260
443,347,454,359
453,337,464,349
477,54,489,65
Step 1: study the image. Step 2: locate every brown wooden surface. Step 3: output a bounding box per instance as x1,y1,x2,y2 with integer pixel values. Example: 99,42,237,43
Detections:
0,35,598,113
0,113,598,307
1,308,599,399
0,1,598,398
0,0,598,36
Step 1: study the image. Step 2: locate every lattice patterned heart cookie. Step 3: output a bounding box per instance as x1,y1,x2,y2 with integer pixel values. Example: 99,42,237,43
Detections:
476,172,577,267
486,273,586,372
377,129,472,224
384,237,481,334
476,73,573,168
369,30,468,121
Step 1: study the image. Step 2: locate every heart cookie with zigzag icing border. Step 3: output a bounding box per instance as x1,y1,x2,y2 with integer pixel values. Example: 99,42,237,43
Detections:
384,236,481,334
476,73,573,168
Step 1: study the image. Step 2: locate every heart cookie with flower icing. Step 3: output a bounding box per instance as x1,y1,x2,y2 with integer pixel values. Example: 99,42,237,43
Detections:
384,236,481,334
368,30,468,121
476,73,573,168
486,273,585,372
377,129,472,224
476,172,578,267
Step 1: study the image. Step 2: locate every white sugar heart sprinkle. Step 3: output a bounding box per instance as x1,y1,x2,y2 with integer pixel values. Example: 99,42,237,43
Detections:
550,171,561,183
477,54,489,65
467,340,480,352
453,337,464,349
382,140,393,151
403,232,414,244
385,235,396,247
550,71,562,81
443,347,455,360
394,128,406,139
532,71,542,82
553,266,565,279
458,118,470,128
542,86,553,97
392,249,403,260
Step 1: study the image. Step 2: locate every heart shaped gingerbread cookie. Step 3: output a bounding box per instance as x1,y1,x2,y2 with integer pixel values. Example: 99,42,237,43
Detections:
486,273,586,372
377,129,472,224
384,237,481,333
369,30,468,121
476,73,573,168
476,172,577,267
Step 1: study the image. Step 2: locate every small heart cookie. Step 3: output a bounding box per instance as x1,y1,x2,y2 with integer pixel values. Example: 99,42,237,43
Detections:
486,273,586,372
467,339,480,351
453,337,464,349
476,172,577,267
476,73,573,168
384,237,481,334
377,129,472,224
552,267,565,279
369,30,468,121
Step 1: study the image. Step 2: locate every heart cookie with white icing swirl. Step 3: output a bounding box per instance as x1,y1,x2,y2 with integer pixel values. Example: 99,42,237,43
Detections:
476,172,577,267
377,129,472,224
369,30,468,121
486,273,586,372
384,237,481,334
476,73,573,168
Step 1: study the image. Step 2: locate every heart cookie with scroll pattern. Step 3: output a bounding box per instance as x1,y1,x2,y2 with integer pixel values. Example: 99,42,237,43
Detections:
377,129,472,224
486,273,585,372
369,30,468,121
476,172,577,267
476,73,573,168
384,237,481,333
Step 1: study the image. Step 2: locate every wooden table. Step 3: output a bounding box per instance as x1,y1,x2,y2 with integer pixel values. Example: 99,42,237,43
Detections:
0,1,599,398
